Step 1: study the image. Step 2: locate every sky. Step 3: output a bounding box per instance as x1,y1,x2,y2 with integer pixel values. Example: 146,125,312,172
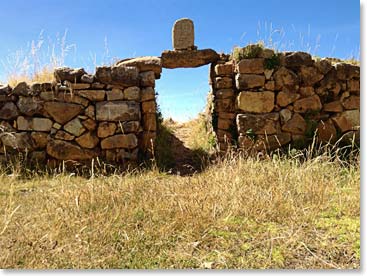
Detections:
0,0,360,121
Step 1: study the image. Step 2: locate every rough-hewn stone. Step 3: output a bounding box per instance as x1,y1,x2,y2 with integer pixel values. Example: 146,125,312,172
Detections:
215,62,233,76
46,139,96,160
44,102,83,124
63,118,86,137
236,58,264,74
161,49,219,68
124,86,140,100
54,67,86,83
342,96,359,110
17,116,53,132
55,130,75,141
142,101,156,113
279,109,292,124
17,96,43,116
215,77,233,89
315,59,333,75
273,67,299,92
235,74,265,89
31,132,49,149
12,82,29,96
76,90,106,101
276,91,300,107
139,71,155,87
298,66,324,86
97,122,116,138
82,118,97,131
116,121,140,133
96,101,140,121
0,102,19,119
283,52,313,68
141,87,155,102
237,113,278,135
237,91,274,113
323,101,343,112
115,56,162,78
0,132,34,150
282,113,307,134
107,88,124,101
216,89,234,99
75,132,99,149
293,95,322,113
101,134,138,149
317,120,337,143
335,63,360,80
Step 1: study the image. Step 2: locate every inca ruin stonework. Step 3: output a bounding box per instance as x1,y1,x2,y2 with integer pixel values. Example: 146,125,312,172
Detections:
0,18,360,168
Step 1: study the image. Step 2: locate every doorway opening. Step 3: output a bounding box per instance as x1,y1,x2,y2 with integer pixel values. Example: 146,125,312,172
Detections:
154,65,215,175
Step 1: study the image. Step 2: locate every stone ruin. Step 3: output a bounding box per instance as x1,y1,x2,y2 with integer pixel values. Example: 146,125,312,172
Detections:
0,18,360,168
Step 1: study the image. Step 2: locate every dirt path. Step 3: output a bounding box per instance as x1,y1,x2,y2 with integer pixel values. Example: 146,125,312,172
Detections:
164,121,207,176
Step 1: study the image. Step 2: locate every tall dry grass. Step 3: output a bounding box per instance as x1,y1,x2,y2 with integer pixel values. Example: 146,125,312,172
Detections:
0,149,360,269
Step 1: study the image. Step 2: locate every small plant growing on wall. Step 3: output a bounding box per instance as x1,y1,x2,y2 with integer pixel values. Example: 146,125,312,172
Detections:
264,53,281,70
232,43,265,62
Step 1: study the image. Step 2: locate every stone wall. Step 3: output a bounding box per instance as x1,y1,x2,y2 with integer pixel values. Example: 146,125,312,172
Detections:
0,17,361,167
210,46,360,153
0,59,160,168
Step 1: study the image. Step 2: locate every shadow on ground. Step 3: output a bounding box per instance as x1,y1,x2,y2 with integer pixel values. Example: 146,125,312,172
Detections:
155,124,211,176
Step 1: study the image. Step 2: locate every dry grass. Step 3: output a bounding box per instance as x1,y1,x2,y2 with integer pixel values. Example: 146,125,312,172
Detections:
0,151,360,269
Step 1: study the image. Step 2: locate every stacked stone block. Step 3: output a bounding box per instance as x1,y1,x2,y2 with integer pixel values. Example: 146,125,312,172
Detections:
211,47,360,153
0,60,159,167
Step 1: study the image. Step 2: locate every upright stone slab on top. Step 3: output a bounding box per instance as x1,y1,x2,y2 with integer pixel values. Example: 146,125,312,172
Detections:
172,18,195,50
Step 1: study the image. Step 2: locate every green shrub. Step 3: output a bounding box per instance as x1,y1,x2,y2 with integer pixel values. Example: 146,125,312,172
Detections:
232,43,264,62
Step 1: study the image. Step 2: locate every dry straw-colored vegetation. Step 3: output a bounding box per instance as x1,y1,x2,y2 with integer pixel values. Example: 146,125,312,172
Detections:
0,135,360,269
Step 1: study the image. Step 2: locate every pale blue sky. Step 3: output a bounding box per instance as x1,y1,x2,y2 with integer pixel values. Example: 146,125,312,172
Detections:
0,0,360,121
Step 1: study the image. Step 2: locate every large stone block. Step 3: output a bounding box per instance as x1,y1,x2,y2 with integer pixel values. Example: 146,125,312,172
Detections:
237,91,274,113
17,96,44,116
214,62,233,76
293,95,322,113
96,65,139,86
172,18,195,50
63,118,86,137
96,101,140,121
283,52,313,68
101,134,138,149
235,74,265,89
17,116,53,132
75,132,99,149
237,113,279,135
323,101,343,113
236,58,264,74
54,67,86,83
115,56,162,78
43,102,83,125
273,67,299,92
46,139,96,160
0,102,19,119
76,90,106,101
342,96,359,110
282,113,307,135
31,132,49,149
298,66,324,86
97,122,117,138
276,91,300,107
124,86,141,101
0,132,34,150
139,71,155,87
161,49,219,68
